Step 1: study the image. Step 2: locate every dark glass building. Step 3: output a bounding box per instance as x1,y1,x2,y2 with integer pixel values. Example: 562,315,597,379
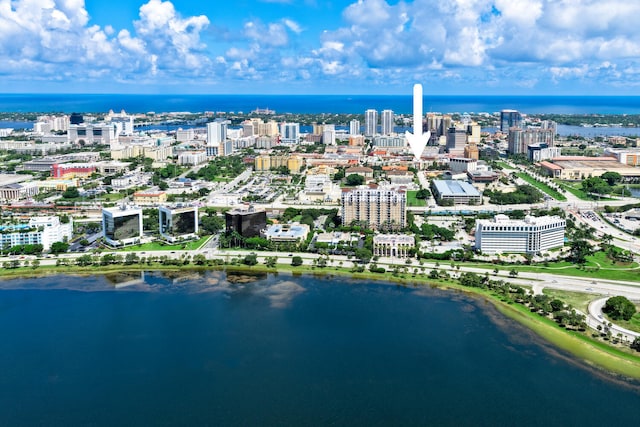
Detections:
225,207,267,238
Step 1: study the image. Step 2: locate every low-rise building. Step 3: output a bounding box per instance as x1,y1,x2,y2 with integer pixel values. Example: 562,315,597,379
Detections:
159,206,199,242
102,206,143,247
132,191,167,205
475,214,565,254
431,180,482,205
263,223,310,243
0,216,73,250
373,234,414,258
225,206,267,238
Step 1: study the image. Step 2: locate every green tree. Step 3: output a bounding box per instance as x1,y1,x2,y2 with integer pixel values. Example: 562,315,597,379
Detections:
603,296,637,321
581,177,610,196
601,171,622,186
345,174,365,186
50,241,70,254
242,253,258,266
62,186,80,199
291,255,303,266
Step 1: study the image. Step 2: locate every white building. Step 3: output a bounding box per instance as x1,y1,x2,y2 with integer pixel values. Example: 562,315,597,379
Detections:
365,109,378,136
280,122,300,144
381,109,394,135
349,119,360,136
373,234,414,258
102,206,144,247
475,214,566,255
178,150,207,166
68,123,117,145
323,124,336,145
0,216,73,251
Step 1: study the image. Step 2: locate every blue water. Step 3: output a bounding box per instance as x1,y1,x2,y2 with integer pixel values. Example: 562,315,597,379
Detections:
2,93,640,114
0,271,638,426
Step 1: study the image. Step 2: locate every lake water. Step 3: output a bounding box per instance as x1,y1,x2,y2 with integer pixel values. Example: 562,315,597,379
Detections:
0,271,639,426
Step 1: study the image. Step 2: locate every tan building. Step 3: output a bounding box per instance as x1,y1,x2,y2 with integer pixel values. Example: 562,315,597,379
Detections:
345,166,374,179
539,157,640,180
133,191,167,205
255,155,303,173
341,186,406,230
464,143,479,160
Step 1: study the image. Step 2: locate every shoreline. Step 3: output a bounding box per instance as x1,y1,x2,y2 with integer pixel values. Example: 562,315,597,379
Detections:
2,262,640,381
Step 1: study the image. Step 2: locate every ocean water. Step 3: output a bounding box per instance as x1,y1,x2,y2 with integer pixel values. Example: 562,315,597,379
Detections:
1,93,640,114
0,271,638,426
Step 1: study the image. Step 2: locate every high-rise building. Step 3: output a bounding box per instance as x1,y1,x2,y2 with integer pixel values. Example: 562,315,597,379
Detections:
280,122,300,144
507,128,555,155
349,119,360,135
381,110,394,135
365,109,378,136
207,121,227,145
446,126,468,154
341,187,406,230
500,110,522,133
323,124,336,145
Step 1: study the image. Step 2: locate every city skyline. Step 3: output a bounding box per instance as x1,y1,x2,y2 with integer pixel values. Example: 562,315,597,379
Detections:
2,0,640,95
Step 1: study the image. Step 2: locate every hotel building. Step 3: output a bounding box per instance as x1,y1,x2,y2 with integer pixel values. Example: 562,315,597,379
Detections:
475,214,566,254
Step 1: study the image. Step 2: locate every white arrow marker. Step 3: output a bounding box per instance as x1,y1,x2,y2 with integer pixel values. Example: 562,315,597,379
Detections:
405,83,431,161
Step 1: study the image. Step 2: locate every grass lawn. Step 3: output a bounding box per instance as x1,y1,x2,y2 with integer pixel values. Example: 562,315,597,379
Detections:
98,193,126,202
604,309,640,334
118,236,210,252
406,190,427,207
495,161,516,170
515,172,567,201
556,180,616,201
542,289,597,312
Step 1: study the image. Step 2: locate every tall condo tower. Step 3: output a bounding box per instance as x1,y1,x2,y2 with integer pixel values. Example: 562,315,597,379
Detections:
500,109,522,133
365,109,378,137
349,119,361,135
381,110,394,135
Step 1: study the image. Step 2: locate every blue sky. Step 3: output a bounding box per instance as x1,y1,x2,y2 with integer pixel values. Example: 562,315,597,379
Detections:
1,0,640,95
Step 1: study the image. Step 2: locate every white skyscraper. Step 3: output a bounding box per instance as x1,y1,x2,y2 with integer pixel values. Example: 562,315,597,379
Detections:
323,124,336,145
365,109,378,136
207,121,227,145
280,122,300,144
381,110,394,135
206,121,227,157
349,119,360,135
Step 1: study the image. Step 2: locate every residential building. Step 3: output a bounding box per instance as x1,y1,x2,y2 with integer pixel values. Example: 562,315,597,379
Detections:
350,119,361,136
365,109,378,136
381,110,394,135
475,214,566,254
508,128,555,155
341,186,407,230
280,122,300,144
0,216,73,251
500,110,522,133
